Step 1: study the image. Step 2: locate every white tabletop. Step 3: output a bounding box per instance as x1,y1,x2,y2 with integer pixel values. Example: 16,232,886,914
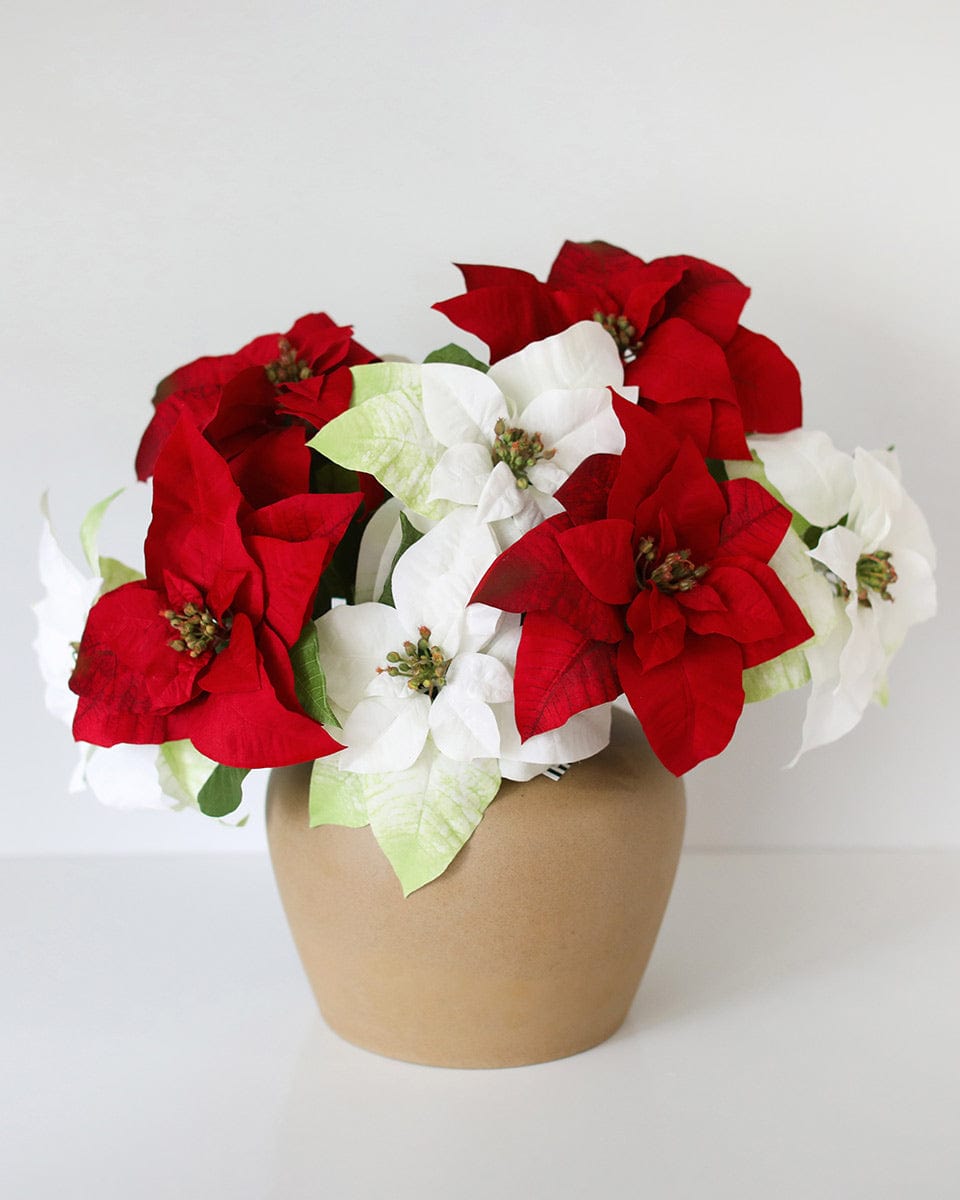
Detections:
2,850,958,1199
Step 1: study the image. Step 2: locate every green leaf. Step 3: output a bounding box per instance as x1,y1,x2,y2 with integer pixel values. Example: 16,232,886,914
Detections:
378,512,425,606
98,555,143,595
79,489,124,572
197,764,249,818
311,745,501,896
157,740,219,808
290,622,341,728
423,343,489,372
308,371,451,520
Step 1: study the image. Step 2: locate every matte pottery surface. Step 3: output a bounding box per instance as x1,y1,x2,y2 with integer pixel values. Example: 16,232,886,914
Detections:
267,710,686,1068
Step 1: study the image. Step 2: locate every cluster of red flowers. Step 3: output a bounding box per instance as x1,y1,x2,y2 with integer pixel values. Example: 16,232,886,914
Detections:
70,241,813,778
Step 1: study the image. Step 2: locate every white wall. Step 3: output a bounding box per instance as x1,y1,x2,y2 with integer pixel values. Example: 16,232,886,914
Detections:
4,0,958,854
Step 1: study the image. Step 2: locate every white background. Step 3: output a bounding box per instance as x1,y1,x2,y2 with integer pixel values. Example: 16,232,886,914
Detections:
4,0,958,854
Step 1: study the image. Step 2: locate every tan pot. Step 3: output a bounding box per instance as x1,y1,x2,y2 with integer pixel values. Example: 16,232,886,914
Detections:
266,709,685,1069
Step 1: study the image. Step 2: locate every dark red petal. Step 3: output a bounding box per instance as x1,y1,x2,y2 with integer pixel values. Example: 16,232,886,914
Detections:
243,490,361,547
606,395,681,522
278,366,353,427
658,255,750,344
632,395,714,459
244,532,331,647
135,385,221,480
145,420,259,598
70,582,201,746
471,517,624,642
704,397,751,460
547,240,645,289
632,440,727,563
432,283,577,362
716,556,814,668
229,427,312,509
556,519,637,604
471,517,570,614
626,589,686,670
514,613,621,739
630,318,738,406
284,313,348,364
203,367,276,451
554,454,620,525
682,564,783,643
456,262,542,289
618,635,745,775
198,612,262,694
166,672,342,769
725,326,802,434
718,478,792,561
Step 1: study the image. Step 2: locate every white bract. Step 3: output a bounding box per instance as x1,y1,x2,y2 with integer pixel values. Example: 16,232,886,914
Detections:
33,496,217,812
749,430,936,758
310,321,629,546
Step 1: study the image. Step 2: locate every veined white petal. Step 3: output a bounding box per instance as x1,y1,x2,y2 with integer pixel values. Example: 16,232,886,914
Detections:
445,652,513,703
495,701,613,766
475,461,526,524
428,443,495,506
811,525,863,591
749,430,855,528
391,509,500,653
429,688,502,761
519,386,624,468
489,321,624,407
81,743,177,811
337,694,431,773
848,448,902,551
525,459,568,494
314,602,405,712
421,362,509,447
354,497,404,603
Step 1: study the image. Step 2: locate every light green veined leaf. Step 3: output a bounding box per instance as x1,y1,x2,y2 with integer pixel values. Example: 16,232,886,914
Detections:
308,378,451,521
157,740,219,809
98,556,144,595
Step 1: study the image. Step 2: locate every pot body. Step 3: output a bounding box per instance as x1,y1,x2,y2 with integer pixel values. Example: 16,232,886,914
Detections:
266,709,685,1068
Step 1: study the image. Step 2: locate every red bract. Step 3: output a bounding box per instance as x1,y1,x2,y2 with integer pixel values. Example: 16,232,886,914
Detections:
471,398,813,775
71,420,361,768
135,313,377,507
434,241,801,459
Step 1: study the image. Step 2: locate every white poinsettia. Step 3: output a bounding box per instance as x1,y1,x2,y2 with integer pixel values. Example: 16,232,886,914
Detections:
310,321,629,545
311,506,612,894
748,430,936,758
33,496,217,812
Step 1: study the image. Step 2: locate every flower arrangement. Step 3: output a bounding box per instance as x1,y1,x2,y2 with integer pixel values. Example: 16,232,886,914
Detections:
36,242,937,894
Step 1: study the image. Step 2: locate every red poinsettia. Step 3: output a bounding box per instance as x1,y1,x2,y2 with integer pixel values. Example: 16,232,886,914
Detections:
471,397,813,775
434,240,801,460
135,313,378,508
71,419,361,768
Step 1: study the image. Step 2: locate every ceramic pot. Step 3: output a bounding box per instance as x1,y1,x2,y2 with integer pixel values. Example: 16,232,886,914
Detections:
266,708,685,1068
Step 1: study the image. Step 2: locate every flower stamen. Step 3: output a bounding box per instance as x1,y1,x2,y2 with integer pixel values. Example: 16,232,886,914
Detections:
163,602,232,658
490,418,556,489
592,310,642,363
635,535,709,594
377,625,451,699
265,337,313,385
